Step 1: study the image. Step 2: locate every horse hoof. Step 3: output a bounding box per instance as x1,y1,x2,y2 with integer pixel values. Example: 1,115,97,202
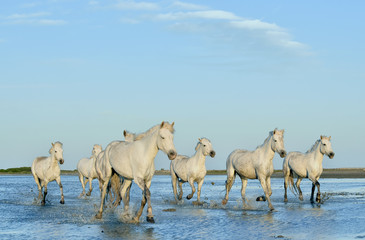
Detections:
95,212,103,219
86,192,91,196
316,198,321,203
186,195,192,200
146,216,155,223
284,198,288,203
299,196,304,201
256,196,266,201
60,200,65,204
222,199,227,205
41,201,45,206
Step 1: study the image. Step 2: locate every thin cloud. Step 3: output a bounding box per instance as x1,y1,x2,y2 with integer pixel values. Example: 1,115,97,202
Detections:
6,12,51,19
4,12,66,26
171,1,208,11
114,0,160,11
156,10,241,21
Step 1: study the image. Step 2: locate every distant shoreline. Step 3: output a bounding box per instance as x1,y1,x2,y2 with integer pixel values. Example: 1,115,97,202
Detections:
1,167,365,178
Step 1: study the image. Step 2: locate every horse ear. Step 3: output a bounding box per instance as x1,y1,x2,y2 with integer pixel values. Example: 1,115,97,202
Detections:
281,129,285,134
51,142,54,147
329,136,331,140
320,135,323,140
273,129,277,134
198,138,202,142
171,122,174,128
123,130,127,137
160,121,165,128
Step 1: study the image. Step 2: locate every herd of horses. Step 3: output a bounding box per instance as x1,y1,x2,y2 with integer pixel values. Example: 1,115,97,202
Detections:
30,121,335,223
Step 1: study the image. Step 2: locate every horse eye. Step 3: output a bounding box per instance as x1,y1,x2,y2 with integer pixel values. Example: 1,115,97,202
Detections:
323,143,326,146
55,151,57,153
203,145,206,147
161,136,165,140
274,140,277,142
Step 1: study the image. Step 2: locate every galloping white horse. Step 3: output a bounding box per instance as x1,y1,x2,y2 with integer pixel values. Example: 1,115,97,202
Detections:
95,122,177,223
95,130,135,204
77,144,102,197
170,138,215,204
222,129,286,210
31,142,65,205
283,136,335,203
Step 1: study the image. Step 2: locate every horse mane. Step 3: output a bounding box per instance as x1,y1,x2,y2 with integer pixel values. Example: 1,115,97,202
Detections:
256,131,273,149
134,124,160,140
49,141,63,153
134,122,175,141
306,139,321,153
195,142,201,151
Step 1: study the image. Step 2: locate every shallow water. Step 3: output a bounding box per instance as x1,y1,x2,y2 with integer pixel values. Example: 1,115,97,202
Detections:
1,175,365,240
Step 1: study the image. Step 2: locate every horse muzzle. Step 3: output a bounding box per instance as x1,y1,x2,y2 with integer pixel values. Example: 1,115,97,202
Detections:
280,150,287,158
328,152,335,159
59,159,64,165
168,150,177,160
210,151,216,158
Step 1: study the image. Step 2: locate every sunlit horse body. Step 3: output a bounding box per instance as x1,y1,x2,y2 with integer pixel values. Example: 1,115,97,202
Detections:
77,144,103,197
31,142,65,205
95,130,135,204
283,136,335,203
222,129,286,210
95,122,177,223
170,138,215,204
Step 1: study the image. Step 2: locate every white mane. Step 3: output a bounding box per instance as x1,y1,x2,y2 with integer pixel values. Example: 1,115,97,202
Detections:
306,139,321,153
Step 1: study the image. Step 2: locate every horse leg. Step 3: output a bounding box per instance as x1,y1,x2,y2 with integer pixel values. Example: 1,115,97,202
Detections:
178,181,183,200
315,181,321,203
171,172,178,202
240,177,248,208
79,174,86,197
120,179,132,212
284,174,289,202
133,178,153,223
259,177,274,210
42,182,48,205
195,179,204,204
186,179,196,200
296,177,303,201
95,178,109,219
33,174,43,200
222,172,236,205
267,177,272,196
86,177,93,196
56,177,64,204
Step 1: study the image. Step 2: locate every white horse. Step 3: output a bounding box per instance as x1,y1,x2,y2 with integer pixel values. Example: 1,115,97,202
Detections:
170,138,215,204
283,135,335,203
77,144,103,197
222,129,286,210
31,142,65,205
95,121,177,223
95,130,135,204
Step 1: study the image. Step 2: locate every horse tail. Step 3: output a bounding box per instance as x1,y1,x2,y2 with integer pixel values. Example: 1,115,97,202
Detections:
288,170,298,195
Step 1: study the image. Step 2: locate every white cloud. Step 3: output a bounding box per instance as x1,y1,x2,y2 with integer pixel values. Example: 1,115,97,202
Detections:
156,10,241,21
171,1,207,10
230,20,281,31
114,0,159,11
6,12,51,19
4,12,66,26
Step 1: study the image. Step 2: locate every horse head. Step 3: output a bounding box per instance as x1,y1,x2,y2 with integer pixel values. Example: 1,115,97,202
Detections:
196,138,216,158
92,144,102,157
157,121,177,160
272,129,287,158
320,135,335,159
50,142,64,164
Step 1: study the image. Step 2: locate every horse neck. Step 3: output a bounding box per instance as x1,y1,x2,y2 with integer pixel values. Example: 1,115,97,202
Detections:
191,146,206,167
49,152,59,167
137,129,159,160
258,135,275,161
308,143,324,165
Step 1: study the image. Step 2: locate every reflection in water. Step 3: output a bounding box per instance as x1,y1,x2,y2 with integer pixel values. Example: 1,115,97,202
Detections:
1,176,365,239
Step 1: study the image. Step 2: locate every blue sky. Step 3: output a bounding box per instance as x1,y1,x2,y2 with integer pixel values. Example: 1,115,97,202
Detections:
1,0,364,171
